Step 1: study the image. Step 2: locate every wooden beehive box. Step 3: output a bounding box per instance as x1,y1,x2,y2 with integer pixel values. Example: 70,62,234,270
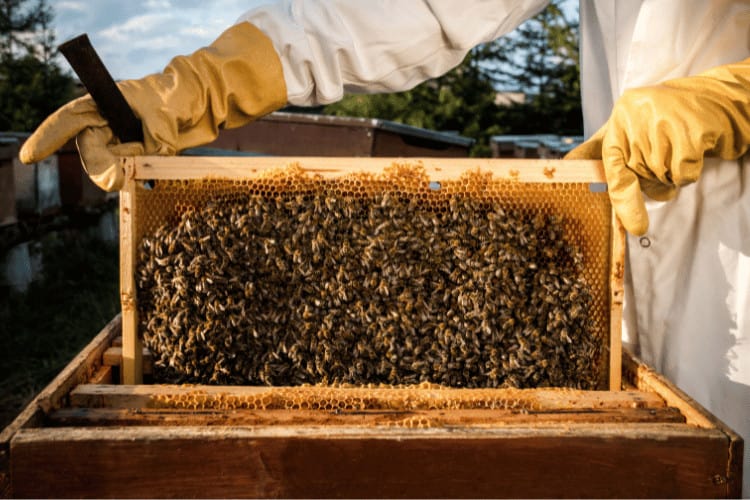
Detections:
0,138,18,227
0,315,742,498
0,157,742,498
11,154,61,217
56,139,109,208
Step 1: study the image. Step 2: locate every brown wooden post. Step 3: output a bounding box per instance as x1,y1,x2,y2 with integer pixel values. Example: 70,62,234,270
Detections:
119,158,142,384
609,210,626,390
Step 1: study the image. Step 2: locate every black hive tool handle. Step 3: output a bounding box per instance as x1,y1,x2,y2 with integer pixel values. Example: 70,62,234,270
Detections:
58,34,144,144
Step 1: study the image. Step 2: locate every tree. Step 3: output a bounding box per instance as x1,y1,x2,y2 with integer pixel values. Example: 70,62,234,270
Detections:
481,1,581,135
322,1,581,156
0,0,75,131
325,57,504,156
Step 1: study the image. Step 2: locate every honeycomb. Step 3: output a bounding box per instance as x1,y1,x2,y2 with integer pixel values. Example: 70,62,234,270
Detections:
133,162,613,389
150,384,557,412
146,383,600,428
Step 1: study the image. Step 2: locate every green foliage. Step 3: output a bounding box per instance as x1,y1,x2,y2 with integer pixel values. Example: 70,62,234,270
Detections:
0,0,51,57
482,1,581,135
0,0,75,131
0,230,120,428
0,53,74,131
323,1,582,156
327,60,505,157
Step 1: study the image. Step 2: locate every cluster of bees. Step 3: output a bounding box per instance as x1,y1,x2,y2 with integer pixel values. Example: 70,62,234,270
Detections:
137,168,602,389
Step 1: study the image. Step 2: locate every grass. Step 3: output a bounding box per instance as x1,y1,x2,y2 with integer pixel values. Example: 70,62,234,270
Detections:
0,228,119,429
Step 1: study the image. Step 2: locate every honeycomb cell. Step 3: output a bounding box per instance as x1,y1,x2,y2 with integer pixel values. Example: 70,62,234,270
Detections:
134,162,612,390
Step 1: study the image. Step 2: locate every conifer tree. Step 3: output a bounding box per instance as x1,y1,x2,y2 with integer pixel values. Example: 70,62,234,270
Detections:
0,0,75,131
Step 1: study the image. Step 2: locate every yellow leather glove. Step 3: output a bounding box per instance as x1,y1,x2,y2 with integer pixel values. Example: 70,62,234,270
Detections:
19,22,287,191
566,58,750,235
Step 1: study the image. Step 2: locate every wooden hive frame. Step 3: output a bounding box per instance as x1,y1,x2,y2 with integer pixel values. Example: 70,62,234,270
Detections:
118,156,625,388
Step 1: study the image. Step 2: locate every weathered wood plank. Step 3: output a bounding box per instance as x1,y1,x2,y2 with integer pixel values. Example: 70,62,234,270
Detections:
101,347,152,375
625,352,744,497
0,315,120,497
608,213,626,390
88,366,113,385
624,353,720,429
10,424,731,498
47,406,686,428
119,161,143,385
69,384,666,411
130,156,607,183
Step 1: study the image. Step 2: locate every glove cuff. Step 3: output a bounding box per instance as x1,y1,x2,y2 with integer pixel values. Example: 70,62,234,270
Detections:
125,21,288,155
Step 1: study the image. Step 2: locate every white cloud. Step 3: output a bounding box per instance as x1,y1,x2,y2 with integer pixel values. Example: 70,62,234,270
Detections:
144,0,173,9
56,1,86,12
179,25,214,38
48,0,250,79
99,13,172,41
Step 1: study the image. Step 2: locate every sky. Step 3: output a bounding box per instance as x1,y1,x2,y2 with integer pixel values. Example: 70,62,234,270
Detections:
48,0,579,82
50,0,256,80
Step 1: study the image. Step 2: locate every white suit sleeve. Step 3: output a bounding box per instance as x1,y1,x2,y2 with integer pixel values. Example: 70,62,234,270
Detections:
237,0,549,106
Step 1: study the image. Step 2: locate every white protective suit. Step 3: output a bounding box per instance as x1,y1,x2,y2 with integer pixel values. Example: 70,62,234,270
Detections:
237,0,750,493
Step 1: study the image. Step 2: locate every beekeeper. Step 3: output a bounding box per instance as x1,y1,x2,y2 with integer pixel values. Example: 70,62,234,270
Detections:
20,0,750,493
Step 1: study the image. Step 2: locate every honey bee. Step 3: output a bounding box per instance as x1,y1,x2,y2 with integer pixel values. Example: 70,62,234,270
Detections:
137,169,601,389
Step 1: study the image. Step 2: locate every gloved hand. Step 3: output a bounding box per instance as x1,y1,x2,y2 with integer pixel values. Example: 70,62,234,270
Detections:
20,22,287,191
565,59,750,235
